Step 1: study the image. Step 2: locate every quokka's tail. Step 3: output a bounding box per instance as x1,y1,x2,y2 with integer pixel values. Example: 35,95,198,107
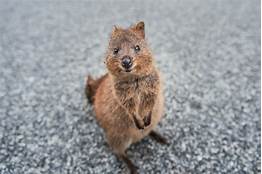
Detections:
85,74,108,104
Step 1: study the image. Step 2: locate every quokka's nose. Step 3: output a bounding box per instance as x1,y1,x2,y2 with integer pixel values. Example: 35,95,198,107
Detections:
121,56,133,69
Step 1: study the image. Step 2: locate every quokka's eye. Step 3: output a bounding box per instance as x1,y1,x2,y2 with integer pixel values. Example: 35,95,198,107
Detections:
134,45,140,52
113,48,119,55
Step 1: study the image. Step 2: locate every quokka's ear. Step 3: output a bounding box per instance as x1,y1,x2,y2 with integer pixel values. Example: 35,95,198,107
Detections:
111,25,122,36
131,21,145,39
112,25,118,32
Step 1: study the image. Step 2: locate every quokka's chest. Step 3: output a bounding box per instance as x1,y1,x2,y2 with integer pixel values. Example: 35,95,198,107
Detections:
115,80,154,93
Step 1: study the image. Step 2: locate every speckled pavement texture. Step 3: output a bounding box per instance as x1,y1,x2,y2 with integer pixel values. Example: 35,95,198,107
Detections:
0,0,260,173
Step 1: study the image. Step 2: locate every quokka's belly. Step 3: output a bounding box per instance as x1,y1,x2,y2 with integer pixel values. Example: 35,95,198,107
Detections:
94,76,164,145
94,85,134,134
130,91,164,143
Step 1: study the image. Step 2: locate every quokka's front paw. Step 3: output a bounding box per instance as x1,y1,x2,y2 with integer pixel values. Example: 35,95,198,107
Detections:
133,115,145,129
143,111,152,127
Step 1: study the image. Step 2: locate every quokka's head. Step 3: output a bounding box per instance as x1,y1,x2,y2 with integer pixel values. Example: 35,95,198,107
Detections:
105,21,154,77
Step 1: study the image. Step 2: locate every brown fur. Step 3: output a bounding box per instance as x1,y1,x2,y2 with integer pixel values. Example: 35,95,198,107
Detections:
85,74,108,103
86,21,167,174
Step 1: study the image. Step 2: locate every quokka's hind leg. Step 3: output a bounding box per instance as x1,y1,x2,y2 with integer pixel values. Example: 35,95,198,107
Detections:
149,130,169,145
118,153,138,174
85,74,108,103
108,135,138,174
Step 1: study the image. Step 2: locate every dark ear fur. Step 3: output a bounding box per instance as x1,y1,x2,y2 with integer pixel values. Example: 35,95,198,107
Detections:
131,21,145,38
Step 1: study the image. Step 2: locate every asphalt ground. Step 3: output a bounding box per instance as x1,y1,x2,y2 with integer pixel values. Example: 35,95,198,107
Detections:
0,0,260,173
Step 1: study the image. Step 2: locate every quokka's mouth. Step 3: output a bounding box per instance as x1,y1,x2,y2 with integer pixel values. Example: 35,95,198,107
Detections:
120,66,133,73
125,69,132,72
123,65,136,73
119,65,135,73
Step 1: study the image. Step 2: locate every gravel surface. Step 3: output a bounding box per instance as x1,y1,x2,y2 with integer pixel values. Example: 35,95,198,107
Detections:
0,0,260,173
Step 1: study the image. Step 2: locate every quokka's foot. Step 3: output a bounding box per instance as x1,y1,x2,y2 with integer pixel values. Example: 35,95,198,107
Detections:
149,130,169,145
133,116,145,130
133,112,152,130
143,111,151,127
119,154,138,174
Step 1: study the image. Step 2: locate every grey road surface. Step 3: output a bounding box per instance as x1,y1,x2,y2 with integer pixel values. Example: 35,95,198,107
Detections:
0,0,260,173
